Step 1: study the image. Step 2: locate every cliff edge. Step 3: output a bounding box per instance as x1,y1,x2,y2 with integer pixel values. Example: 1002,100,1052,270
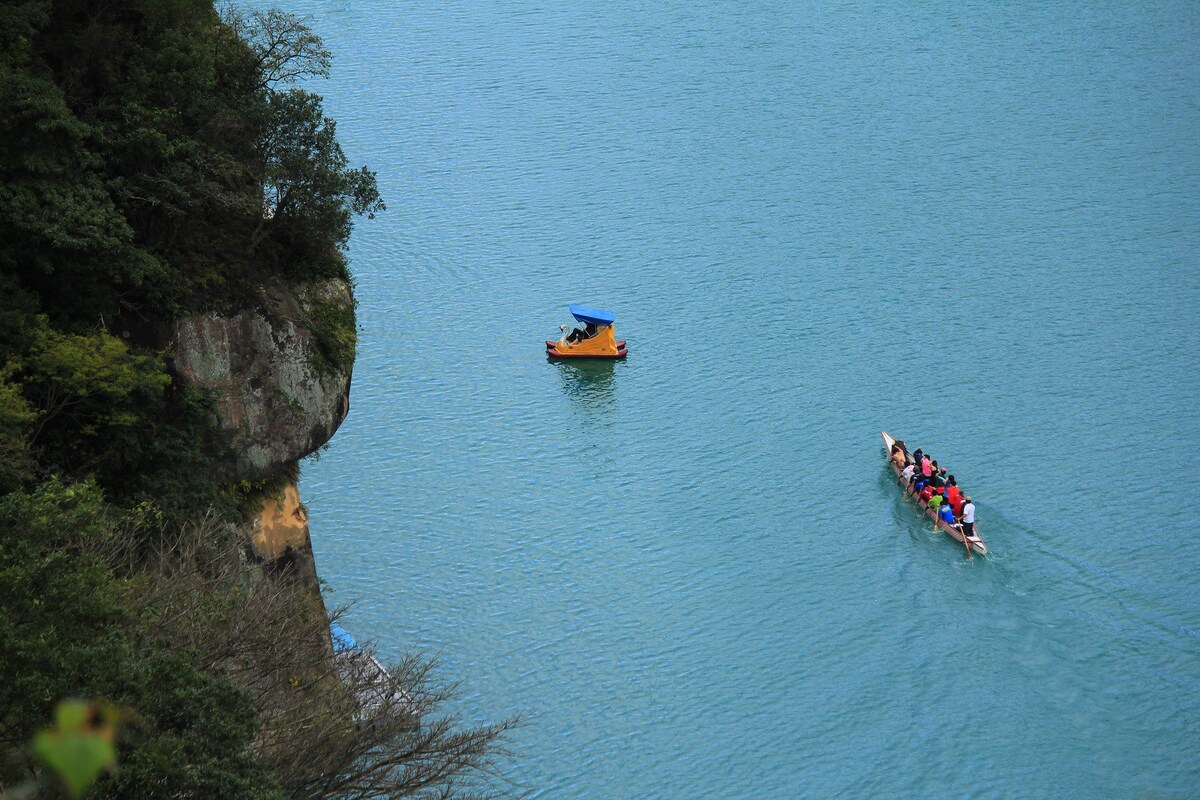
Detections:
170,277,355,582
172,277,355,483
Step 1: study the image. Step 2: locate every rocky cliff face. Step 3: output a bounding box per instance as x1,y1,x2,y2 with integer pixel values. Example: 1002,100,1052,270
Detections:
171,277,355,581
243,479,320,587
172,278,355,483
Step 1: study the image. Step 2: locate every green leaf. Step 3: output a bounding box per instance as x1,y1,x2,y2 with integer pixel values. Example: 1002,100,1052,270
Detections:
32,701,118,799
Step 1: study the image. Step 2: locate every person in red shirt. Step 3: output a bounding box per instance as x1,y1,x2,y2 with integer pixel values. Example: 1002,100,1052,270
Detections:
919,483,935,503
944,476,963,510
948,481,966,516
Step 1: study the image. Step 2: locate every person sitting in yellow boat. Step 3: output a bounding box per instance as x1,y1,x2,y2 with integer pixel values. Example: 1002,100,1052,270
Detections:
564,322,598,344
547,305,628,359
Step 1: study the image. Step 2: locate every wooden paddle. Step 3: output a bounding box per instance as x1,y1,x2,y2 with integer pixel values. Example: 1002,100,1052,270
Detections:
955,511,972,560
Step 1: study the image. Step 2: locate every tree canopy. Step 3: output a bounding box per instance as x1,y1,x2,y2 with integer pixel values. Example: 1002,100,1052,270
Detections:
1,0,382,328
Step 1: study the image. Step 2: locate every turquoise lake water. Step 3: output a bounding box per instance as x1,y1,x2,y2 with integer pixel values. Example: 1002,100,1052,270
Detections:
280,2,1199,796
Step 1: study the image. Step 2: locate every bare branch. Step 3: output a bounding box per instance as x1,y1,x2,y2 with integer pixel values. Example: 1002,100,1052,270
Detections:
108,516,514,799
220,5,332,89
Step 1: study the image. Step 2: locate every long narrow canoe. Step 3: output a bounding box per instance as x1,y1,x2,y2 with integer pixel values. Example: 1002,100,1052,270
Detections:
881,431,987,556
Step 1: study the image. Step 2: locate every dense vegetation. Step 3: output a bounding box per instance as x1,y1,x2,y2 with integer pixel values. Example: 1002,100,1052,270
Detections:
0,2,507,797
0,0,383,508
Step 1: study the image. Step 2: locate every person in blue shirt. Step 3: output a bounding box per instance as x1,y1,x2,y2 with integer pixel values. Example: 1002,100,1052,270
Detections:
938,502,956,526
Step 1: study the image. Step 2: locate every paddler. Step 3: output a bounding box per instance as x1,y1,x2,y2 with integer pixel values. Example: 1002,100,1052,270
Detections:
944,477,963,511
960,497,976,537
930,466,947,489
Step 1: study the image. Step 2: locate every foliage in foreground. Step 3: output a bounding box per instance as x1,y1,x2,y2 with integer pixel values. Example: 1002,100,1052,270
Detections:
0,482,513,799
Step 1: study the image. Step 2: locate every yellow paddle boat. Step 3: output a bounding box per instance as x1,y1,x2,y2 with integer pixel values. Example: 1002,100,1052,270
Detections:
546,304,627,359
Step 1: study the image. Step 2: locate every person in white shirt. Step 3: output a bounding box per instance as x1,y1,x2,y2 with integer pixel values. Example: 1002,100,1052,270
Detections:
901,462,916,493
960,497,976,537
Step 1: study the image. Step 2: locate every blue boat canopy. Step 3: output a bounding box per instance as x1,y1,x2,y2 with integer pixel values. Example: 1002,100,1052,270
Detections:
330,622,359,654
568,304,616,326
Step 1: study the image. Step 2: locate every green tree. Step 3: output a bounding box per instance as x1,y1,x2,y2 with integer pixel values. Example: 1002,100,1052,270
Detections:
0,368,36,491
14,318,170,476
0,64,163,326
251,87,383,268
223,4,383,273
24,320,169,431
